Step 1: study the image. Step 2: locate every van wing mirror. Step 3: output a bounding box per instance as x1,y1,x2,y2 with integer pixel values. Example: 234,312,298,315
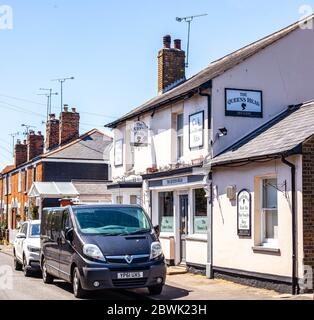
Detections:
16,233,26,239
65,228,74,242
154,225,160,237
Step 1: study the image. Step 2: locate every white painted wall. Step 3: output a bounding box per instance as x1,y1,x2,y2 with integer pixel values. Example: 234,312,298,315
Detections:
212,156,304,279
212,26,314,156
111,95,209,181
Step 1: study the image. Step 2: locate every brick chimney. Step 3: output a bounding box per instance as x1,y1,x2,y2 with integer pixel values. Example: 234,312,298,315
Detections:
158,35,186,94
27,131,44,161
59,106,80,146
14,139,27,167
46,113,60,151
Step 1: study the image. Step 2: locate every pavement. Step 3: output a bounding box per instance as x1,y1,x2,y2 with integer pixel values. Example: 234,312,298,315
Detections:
0,245,312,300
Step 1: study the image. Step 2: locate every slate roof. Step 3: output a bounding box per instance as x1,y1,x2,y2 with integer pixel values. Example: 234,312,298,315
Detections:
72,181,110,195
211,101,314,166
106,15,314,128
43,129,112,161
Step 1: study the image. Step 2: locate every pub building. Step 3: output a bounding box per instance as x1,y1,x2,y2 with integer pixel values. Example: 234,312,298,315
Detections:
106,15,314,293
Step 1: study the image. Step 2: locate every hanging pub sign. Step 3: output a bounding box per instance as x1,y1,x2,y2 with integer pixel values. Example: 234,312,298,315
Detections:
225,88,263,118
130,121,148,147
237,189,252,237
189,111,204,149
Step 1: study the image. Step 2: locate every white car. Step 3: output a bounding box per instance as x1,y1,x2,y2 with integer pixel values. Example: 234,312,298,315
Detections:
13,220,41,277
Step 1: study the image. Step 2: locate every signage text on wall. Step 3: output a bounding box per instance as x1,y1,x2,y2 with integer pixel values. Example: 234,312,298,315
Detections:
189,111,204,149
162,176,188,187
225,88,263,118
130,121,148,147
237,189,252,237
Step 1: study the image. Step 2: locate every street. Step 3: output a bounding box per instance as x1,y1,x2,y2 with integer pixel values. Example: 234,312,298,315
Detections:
0,252,152,300
1,249,312,300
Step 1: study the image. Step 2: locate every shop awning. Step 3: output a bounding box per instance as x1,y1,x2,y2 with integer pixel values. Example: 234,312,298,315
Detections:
28,182,79,198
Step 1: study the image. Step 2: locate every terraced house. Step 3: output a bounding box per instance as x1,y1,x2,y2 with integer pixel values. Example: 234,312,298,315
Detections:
106,15,314,293
0,107,112,241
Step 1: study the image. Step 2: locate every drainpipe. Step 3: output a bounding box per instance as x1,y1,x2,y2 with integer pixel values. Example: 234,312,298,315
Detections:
199,81,213,279
281,155,299,295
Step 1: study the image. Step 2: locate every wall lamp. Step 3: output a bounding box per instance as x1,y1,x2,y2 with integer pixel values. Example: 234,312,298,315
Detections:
218,127,228,137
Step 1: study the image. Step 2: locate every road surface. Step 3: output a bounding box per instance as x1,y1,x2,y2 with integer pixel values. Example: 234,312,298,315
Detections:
0,252,152,300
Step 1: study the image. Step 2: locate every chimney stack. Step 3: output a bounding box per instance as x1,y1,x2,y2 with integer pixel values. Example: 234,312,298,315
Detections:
59,106,80,146
14,139,27,167
46,113,60,151
158,35,186,94
27,131,44,161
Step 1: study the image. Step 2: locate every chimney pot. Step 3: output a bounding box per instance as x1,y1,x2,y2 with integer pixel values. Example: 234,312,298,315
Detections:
174,39,181,50
71,107,76,113
38,131,42,135
158,35,186,93
16,139,21,145
163,35,171,48
49,113,56,120
64,105,69,112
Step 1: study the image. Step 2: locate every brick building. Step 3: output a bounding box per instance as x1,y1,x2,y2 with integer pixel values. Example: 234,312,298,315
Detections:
0,107,112,234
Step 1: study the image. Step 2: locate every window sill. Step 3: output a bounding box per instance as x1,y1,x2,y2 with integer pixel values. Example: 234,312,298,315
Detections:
159,233,175,239
186,235,207,242
252,246,281,255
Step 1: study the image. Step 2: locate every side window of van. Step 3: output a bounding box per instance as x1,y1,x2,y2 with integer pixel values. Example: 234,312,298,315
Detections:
62,210,72,231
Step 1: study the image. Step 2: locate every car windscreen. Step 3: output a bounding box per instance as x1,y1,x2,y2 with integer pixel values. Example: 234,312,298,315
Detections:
73,207,152,235
30,224,40,238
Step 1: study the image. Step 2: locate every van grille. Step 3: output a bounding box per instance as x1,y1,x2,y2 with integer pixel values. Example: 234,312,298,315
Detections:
112,278,148,287
106,254,150,264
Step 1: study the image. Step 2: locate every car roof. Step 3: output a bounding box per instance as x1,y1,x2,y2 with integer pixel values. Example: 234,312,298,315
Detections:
69,204,143,209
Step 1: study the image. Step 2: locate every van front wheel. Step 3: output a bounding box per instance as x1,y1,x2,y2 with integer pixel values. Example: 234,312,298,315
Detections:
73,267,87,299
148,284,163,295
42,258,54,284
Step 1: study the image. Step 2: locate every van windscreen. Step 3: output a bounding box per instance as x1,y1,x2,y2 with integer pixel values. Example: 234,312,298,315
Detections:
73,207,151,235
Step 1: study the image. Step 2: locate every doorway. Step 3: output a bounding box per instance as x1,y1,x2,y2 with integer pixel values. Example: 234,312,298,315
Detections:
179,194,189,264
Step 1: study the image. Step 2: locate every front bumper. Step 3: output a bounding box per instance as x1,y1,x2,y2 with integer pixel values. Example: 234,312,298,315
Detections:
79,260,167,291
27,252,40,270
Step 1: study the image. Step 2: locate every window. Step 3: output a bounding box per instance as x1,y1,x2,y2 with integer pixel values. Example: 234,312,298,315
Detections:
24,169,28,192
130,195,138,205
159,192,174,232
8,175,12,194
116,196,123,204
4,176,7,195
114,139,123,166
193,189,207,234
18,170,22,193
32,166,37,183
20,222,28,236
261,178,278,246
177,113,184,159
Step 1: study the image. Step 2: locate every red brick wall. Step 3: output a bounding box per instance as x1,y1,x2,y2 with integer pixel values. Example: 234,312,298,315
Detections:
302,136,314,287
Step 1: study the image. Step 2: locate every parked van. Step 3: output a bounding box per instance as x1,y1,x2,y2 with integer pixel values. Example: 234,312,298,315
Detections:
40,204,166,298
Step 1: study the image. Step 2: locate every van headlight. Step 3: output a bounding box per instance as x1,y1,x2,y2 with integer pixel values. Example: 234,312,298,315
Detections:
150,242,163,260
83,244,106,262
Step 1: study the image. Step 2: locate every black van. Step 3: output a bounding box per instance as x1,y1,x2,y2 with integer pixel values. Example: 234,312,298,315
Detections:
40,204,166,298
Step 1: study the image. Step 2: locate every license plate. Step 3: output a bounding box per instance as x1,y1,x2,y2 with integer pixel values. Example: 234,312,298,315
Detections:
117,272,144,279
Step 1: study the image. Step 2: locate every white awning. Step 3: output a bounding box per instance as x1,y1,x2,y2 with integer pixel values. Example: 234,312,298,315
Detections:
28,182,79,198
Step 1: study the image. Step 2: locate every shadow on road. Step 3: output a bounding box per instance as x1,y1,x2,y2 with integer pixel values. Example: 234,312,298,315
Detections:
52,280,190,300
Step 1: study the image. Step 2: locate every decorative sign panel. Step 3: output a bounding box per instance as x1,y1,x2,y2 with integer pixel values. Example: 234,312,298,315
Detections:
189,111,204,149
237,189,252,237
225,88,263,118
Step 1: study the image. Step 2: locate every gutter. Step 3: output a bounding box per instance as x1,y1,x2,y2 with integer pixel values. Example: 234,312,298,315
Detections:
198,81,214,279
281,155,299,295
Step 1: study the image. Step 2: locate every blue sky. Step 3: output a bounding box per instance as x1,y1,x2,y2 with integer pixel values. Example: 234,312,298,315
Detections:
0,0,312,167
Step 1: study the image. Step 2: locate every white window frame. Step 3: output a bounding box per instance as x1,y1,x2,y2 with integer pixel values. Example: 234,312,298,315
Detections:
260,177,278,248
24,168,28,193
176,113,184,160
4,176,8,195
191,187,208,236
8,174,12,194
18,170,22,193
